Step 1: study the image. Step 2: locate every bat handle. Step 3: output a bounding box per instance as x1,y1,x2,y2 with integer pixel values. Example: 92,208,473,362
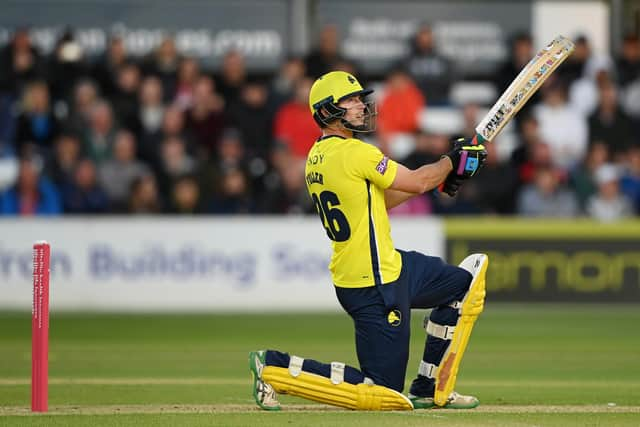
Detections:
470,133,487,146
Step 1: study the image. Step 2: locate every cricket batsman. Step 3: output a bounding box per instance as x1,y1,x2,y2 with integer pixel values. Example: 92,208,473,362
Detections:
249,71,489,411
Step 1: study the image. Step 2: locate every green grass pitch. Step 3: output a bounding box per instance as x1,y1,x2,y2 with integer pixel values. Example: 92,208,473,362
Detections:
1,304,640,426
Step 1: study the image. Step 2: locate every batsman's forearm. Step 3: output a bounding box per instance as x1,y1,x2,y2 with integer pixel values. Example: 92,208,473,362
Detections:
384,188,416,209
414,157,453,193
389,158,452,194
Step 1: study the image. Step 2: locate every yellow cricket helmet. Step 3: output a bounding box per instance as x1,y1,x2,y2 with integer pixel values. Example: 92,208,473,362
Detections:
308,71,376,132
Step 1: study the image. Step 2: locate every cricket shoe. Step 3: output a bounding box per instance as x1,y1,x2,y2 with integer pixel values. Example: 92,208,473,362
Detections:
249,350,281,411
409,391,479,409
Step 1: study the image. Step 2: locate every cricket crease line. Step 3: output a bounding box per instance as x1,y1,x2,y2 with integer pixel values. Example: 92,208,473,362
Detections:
1,404,640,416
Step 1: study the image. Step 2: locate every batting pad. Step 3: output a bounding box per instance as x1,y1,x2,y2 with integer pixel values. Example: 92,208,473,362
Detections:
262,366,414,411
434,253,488,407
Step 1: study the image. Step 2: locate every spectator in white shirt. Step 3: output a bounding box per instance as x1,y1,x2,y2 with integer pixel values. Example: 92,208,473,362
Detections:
534,77,588,170
587,163,634,222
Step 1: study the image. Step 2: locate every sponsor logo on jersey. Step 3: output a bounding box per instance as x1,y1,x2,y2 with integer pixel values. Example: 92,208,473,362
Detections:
376,156,389,175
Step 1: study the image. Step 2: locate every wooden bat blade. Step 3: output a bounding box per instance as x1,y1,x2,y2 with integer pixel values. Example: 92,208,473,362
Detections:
474,35,575,144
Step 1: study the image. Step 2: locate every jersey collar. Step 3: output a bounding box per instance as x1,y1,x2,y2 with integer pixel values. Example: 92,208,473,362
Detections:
316,134,346,142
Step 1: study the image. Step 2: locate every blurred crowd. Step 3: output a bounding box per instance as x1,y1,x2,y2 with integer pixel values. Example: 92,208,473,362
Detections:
0,24,639,221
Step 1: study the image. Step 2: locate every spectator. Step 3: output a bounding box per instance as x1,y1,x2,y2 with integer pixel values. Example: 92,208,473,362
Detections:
15,80,60,156
92,36,129,98
570,142,609,211
494,33,538,123
586,163,634,222
517,166,579,217
48,29,88,103
559,35,592,85
216,49,247,106
136,76,165,141
510,115,550,185
157,136,197,195
332,59,358,76
62,158,109,214
270,56,306,109
621,76,640,120
208,167,254,214
433,183,481,215
465,142,519,214
0,157,61,215
377,68,425,154
259,142,292,211
511,114,541,166
460,102,481,139
82,100,118,165
46,134,82,186
98,130,149,209
185,76,226,160
168,174,203,214
273,77,319,160
200,128,262,202
527,142,556,179
227,79,272,161
0,138,17,191
305,24,345,79
0,91,16,143
276,157,313,214
403,131,449,171
569,59,614,117
65,79,99,136
403,23,454,105
620,145,640,213
142,37,181,102
216,128,246,171
139,105,193,168
588,80,634,160
494,32,540,120
495,33,533,93
259,150,310,214
533,77,588,170
616,34,640,88
128,173,162,213
110,62,141,131
173,57,200,110
0,28,45,96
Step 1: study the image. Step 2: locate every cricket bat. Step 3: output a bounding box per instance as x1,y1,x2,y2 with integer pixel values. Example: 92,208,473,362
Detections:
471,35,575,145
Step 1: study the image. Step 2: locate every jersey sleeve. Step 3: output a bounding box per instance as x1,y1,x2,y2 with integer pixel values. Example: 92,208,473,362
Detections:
349,141,398,189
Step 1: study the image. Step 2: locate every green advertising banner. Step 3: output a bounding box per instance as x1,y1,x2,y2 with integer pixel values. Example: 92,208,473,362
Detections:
446,219,640,302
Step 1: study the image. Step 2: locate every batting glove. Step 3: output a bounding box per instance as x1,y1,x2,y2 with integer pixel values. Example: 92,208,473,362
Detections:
441,173,466,197
443,137,488,179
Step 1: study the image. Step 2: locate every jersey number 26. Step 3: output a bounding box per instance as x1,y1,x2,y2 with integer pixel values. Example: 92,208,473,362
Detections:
311,191,351,242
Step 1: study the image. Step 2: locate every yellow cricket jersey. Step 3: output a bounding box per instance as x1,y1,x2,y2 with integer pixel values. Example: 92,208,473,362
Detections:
305,135,402,288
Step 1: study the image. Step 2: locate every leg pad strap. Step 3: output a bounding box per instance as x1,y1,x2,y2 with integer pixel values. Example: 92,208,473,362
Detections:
418,360,438,379
425,320,456,340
